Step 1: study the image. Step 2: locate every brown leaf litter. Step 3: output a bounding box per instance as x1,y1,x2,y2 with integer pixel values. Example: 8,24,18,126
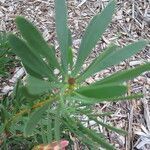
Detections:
0,0,150,149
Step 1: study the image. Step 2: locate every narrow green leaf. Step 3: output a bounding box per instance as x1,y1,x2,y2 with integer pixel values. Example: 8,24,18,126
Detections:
72,93,143,104
40,120,48,144
77,119,116,150
76,106,113,116
67,28,73,69
24,104,49,136
72,0,116,75
23,64,43,79
55,0,69,73
0,105,9,123
78,44,118,81
8,34,55,80
76,84,127,99
106,93,143,101
93,63,150,85
54,110,60,141
63,117,100,148
25,75,52,96
68,47,73,69
47,111,53,143
68,28,72,47
88,116,127,135
20,85,41,100
0,124,5,134
79,40,148,81
15,16,59,70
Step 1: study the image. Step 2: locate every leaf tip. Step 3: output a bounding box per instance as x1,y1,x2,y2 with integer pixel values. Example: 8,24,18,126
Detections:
15,16,25,23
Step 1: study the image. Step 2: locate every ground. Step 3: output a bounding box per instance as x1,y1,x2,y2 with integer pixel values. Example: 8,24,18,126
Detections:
0,0,150,149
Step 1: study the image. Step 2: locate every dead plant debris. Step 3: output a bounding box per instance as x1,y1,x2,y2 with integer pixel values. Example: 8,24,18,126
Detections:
0,0,149,149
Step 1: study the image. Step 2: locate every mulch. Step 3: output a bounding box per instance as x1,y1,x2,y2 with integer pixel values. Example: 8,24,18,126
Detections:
0,0,150,149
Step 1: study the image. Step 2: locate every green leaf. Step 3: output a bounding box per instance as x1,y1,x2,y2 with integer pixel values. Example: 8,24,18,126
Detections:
76,84,127,99
54,109,60,141
47,111,53,143
73,93,143,104
68,28,72,47
25,75,52,96
55,0,69,73
67,28,73,69
78,44,118,81
66,28,73,69
8,34,55,80
77,107,113,117
40,119,48,144
0,124,5,134
63,117,100,149
68,47,73,69
72,0,116,75
0,105,9,123
23,64,43,79
77,119,116,150
79,40,148,81
15,16,59,70
93,63,150,85
88,116,127,135
0,31,10,50
106,93,143,101
20,85,41,100
24,104,49,136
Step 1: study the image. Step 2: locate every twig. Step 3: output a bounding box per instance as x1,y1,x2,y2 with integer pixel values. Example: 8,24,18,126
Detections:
142,86,150,131
126,81,134,150
132,0,135,19
77,0,87,7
